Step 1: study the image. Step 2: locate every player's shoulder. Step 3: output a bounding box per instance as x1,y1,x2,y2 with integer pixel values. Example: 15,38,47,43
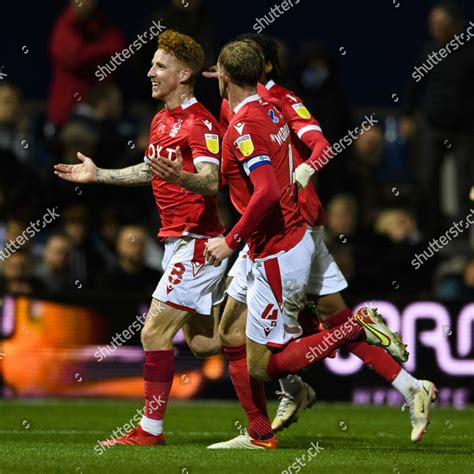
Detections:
227,106,261,137
188,101,221,132
272,85,305,107
274,88,313,121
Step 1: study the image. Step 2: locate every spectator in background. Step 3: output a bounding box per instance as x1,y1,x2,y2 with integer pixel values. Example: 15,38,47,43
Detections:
348,126,385,226
324,194,361,247
293,40,352,202
323,194,376,292
34,233,74,293
400,1,474,236
47,0,125,127
0,251,44,295
96,225,162,294
62,205,108,288
436,255,474,300
70,84,135,169
374,208,434,294
0,83,41,216
0,82,33,165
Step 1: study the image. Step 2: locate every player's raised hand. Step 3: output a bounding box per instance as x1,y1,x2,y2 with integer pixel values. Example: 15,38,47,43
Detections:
202,65,218,79
149,146,184,184
54,152,97,183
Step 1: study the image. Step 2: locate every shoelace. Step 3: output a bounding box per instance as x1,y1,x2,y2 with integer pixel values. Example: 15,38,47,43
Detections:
275,391,295,417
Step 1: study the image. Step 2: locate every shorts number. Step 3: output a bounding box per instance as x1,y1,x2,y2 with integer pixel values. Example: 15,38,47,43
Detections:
168,262,185,285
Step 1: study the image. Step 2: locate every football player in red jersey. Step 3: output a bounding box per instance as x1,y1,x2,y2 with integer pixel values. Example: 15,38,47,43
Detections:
204,40,408,449
206,34,436,444
54,30,228,446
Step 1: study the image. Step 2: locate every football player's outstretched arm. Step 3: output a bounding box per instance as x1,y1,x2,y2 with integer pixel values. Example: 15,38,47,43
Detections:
54,152,152,186
148,146,219,196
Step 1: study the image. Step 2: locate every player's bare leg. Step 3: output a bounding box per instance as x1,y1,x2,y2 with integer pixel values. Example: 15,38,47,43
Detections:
183,304,222,358
101,298,192,446
208,297,278,449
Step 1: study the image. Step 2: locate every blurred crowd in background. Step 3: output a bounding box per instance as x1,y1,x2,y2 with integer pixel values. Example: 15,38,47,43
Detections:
0,0,473,301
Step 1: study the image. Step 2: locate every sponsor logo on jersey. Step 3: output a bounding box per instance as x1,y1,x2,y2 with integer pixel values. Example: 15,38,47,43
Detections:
270,123,290,146
268,109,280,123
234,122,245,134
264,327,273,337
203,119,213,131
205,133,219,154
236,134,254,157
292,103,311,119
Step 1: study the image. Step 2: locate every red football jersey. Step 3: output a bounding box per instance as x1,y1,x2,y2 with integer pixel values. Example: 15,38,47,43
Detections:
219,81,326,227
144,97,224,239
222,94,306,259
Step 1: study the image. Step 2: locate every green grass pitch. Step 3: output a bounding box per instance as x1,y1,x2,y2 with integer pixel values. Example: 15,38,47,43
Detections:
0,399,472,473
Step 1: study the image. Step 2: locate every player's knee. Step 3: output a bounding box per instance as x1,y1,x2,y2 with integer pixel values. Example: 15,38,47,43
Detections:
140,325,155,349
140,324,170,350
188,338,222,359
218,324,244,347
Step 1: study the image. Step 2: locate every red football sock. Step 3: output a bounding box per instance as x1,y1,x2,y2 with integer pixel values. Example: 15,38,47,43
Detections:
224,345,273,439
267,318,364,379
323,307,402,382
323,307,353,327
348,342,401,382
143,349,174,420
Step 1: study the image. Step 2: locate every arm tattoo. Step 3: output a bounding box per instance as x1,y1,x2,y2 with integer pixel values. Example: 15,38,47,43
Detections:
96,162,152,186
180,162,219,196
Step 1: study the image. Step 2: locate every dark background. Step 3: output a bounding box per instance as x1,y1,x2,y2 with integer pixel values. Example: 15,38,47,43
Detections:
2,0,473,105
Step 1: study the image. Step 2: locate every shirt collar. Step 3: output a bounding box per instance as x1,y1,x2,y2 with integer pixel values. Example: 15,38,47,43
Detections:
265,80,276,90
181,97,197,109
233,94,260,114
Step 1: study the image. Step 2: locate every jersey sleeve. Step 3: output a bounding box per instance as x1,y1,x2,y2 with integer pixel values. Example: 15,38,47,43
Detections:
188,117,221,167
281,93,324,140
228,120,272,176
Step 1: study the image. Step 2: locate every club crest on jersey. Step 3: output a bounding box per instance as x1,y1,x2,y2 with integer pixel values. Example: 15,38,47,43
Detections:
268,109,280,123
170,119,183,137
292,103,310,119
236,134,254,157
205,133,219,154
